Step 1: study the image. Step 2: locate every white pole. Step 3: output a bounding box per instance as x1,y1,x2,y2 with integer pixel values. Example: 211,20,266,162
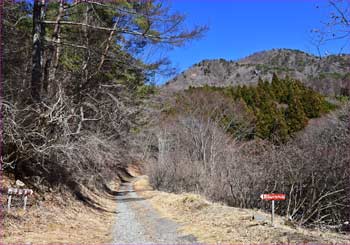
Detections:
271,200,275,226
23,196,28,211
7,195,12,212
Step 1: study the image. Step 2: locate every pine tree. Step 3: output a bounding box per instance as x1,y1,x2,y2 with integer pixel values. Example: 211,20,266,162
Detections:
285,95,308,133
300,88,323,118
241,85,255,107
271,108,289,142
256,109,274,139
271,73,282,100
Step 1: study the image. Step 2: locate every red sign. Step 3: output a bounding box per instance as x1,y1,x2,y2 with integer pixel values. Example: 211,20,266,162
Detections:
260,193,286,201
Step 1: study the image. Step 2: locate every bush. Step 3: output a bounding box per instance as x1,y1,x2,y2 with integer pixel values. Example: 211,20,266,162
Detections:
145,103,350,228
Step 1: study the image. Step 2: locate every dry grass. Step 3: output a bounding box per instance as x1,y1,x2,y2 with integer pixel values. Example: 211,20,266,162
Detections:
1,175,117,244
134,176,350,244
127,164,143,177
133,176,153,192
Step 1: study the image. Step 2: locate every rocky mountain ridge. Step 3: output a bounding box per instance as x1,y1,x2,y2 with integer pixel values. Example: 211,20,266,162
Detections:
164,49,350,95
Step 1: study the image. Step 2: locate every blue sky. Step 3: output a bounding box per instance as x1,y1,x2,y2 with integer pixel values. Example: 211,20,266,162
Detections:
151,0,350,84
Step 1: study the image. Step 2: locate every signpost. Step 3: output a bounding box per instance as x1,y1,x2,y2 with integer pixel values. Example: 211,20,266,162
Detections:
260,193,286,226
7,188,34,211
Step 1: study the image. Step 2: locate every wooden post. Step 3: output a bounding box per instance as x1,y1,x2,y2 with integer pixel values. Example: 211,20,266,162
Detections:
7,195,12,212
261,193,286,226
271,200,275,226
23,196,28,211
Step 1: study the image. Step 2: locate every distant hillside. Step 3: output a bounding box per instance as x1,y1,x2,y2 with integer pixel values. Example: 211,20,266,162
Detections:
162,75,336,142
164,49,350,95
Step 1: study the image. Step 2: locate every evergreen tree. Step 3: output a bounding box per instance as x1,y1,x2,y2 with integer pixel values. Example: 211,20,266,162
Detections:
256,109,274,139
271,108,289,142
271,73,282,100
285,95,308,133
300,88,323,118
240,85,255,106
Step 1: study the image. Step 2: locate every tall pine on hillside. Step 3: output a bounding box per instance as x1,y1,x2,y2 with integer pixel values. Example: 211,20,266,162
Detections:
285,96,308,133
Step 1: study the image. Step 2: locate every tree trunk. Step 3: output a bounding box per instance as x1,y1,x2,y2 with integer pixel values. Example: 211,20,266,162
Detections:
31,0,46,102
45,0,64,98
82,4,90,84
75,4,91,103
97,19,119,73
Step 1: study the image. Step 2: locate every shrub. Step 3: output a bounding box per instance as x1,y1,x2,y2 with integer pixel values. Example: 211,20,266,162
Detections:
145,103,350,228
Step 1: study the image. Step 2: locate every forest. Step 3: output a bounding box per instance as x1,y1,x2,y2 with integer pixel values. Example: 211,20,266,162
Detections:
165,74,336,142
3,0,204,195
2,0,350,236
143,74,350,228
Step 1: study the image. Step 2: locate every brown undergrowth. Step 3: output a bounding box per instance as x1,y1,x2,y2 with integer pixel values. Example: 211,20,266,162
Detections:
1,174,118,244
134,175,350,244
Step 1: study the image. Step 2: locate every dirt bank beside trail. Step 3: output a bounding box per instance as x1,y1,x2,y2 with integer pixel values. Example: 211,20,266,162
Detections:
134,175,350,244
1,175,117,244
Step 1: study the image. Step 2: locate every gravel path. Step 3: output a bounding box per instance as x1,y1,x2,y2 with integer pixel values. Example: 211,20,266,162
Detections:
112,179,198,244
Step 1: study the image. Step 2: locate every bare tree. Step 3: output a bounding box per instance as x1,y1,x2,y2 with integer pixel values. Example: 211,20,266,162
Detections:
312,0,350,55
145,101,350,228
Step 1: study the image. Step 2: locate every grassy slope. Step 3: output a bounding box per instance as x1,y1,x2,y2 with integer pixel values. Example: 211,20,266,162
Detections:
134,176,350,244
1,174,118,244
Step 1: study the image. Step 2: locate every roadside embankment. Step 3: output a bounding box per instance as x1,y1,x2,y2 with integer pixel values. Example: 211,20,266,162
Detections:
134,175,350,244
1,174,118,244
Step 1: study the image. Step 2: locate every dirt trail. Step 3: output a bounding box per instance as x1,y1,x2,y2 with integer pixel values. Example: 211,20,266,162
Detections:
112,178,197,244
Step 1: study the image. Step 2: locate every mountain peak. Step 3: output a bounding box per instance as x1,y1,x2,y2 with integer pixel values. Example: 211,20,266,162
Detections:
164,49,350,95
